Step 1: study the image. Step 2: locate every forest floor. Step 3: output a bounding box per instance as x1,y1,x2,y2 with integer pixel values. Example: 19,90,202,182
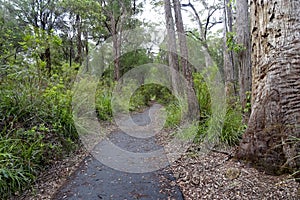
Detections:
14,105,299,200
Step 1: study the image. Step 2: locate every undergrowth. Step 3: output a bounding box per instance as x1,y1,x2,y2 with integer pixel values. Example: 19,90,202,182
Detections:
0,63,79,199
95,71,246,147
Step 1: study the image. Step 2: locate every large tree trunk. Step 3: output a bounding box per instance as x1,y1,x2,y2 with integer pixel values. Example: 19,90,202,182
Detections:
237,0,300,175
236,0,252,122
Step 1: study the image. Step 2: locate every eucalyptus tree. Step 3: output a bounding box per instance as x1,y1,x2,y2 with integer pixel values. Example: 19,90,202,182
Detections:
164,0,179,73
236,0,251,121
99,0,141,80
223,0,237,103
237,0,300,177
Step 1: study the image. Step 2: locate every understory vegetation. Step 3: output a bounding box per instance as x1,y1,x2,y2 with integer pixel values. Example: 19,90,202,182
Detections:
0,64,79,198
0,32,246,200
0,0,277,198
95,71,246,146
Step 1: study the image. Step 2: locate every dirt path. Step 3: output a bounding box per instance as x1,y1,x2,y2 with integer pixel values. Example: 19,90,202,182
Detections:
53,105,183,199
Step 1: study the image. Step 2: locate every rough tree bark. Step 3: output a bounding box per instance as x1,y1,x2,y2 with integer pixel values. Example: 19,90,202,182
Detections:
236,0,252,122
237,0,300,175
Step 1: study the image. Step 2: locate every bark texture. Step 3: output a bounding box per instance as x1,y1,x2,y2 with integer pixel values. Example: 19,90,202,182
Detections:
164,0,179,99
172,0,198,119
237,0,300,175
223,0,236,103
164,0,179,72
236,0,252,121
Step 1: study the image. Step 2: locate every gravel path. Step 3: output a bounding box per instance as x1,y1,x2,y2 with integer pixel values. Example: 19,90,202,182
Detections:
53,105,183,199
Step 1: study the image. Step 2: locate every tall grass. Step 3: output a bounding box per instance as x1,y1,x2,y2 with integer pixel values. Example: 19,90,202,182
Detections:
94,72,245,147
193,72,246,146
0,64,78,199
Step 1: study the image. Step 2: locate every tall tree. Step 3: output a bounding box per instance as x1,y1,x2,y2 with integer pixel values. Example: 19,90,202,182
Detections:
100,0,134,81
173,0,198,118
3,0,65,74
173,0,188,76
164,0,179,72
236,0,251,121
164,0,180,98
62,0,103,68
181,0,222,68
223,0,237,103
237,0,300,175
0,4,24,65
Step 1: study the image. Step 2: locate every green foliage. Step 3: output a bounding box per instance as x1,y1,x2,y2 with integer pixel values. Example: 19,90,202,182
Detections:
226,31,245,53
193,72,245,146
243,91,252,113
95,79,114,121
95,79,182,127
0,63,78,198
120,50,153,76
193,73,212,120
171,122,199,141
130,84,176,110
221,108,246,145
164,102,182,128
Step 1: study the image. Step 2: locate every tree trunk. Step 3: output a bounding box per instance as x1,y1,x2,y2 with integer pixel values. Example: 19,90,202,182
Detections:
164,0,179,72
164,0,179,97
223,0,236,104
45,47,51,75
173,0,198,119
75,14,83,64
112,15,120,81
236,0,252,122
172,0,188,77
84,30,89,71
237,0,300,175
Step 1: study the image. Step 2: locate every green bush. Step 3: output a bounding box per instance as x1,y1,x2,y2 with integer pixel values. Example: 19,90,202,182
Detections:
129,84,177,110
193,72,245,146
0,63,78,198
164,102,182,128
221,108,246,145
96,88,113,121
